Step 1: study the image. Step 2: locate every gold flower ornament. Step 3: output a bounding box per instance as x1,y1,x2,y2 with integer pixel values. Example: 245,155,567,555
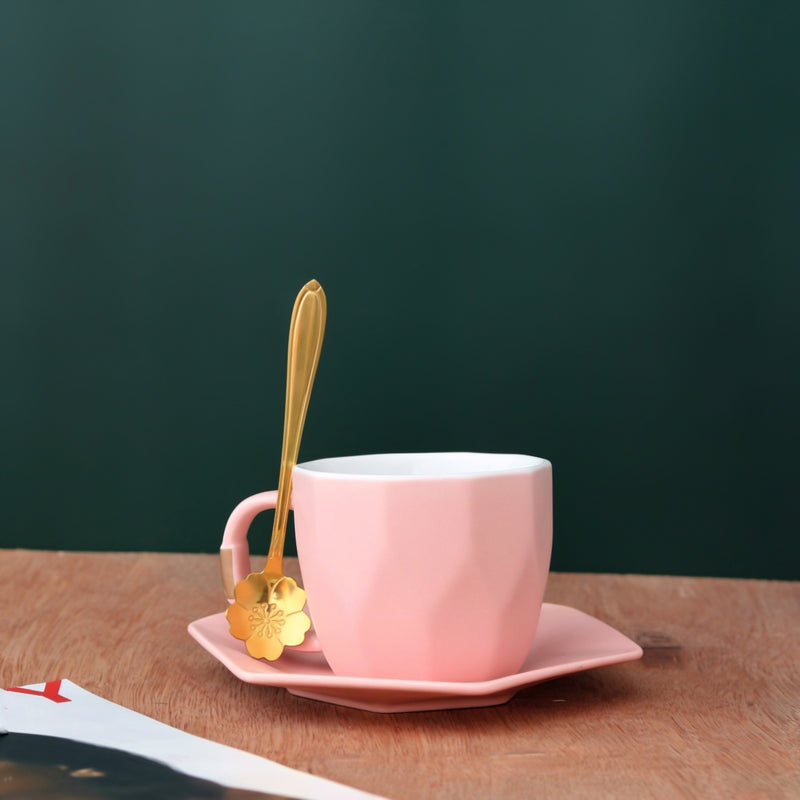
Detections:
226,572,311,661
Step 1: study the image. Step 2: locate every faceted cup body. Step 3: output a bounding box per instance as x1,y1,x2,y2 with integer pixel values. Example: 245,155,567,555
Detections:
291,453,552,682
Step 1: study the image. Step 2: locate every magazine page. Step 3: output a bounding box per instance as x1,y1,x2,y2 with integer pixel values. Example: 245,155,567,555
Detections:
0,680,387,800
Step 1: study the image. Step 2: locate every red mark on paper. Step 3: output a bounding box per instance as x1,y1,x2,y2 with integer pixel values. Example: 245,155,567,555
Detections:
5,679,71,703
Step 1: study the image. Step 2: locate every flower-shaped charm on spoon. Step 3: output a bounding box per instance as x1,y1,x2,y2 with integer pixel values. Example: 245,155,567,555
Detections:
226,279,326,661
226,572,310,661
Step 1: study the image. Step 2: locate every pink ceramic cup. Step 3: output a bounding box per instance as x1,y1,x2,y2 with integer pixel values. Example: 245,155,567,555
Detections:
221,452,552,682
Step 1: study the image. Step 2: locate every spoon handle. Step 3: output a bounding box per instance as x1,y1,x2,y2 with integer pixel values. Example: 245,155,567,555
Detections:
265,280,327,573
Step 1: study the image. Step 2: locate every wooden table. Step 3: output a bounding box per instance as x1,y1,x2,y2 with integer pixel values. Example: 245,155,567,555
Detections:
1,550,798,798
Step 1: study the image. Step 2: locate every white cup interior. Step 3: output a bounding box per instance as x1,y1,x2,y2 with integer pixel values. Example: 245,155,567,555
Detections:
294,452,545,479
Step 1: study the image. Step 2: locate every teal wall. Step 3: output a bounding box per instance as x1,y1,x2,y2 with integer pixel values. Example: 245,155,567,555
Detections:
2,2,798,579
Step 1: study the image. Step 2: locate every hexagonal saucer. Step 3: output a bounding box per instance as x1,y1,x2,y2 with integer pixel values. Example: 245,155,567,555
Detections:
188,604,642,713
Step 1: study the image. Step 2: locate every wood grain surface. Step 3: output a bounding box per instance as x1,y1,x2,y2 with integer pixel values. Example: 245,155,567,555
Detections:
1,550,798,799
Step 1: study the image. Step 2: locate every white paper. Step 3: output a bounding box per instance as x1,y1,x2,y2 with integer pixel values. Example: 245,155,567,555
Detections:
0,680,387,799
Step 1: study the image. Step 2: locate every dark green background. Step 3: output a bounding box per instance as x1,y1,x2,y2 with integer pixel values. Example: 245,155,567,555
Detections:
2,2,798,579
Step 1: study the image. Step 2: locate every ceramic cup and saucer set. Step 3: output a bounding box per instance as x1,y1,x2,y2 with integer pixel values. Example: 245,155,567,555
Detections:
189,451,642,712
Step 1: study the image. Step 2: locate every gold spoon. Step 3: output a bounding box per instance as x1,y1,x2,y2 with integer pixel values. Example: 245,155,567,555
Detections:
226,279,326,661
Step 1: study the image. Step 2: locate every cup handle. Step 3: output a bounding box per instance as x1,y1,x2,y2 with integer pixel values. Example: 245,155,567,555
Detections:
219,491,321,653
220,491,279,600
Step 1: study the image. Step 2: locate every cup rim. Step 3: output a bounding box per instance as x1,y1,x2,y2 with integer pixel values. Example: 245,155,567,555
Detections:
293,452,549,481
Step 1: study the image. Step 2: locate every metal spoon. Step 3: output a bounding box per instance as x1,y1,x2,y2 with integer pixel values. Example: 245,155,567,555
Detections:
226,279,326,661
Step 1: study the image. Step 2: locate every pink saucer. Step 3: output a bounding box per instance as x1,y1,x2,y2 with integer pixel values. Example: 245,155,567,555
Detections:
188,604,642,712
